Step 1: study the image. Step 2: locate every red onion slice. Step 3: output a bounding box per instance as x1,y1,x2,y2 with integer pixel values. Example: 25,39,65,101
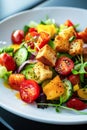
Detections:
16,59,37,73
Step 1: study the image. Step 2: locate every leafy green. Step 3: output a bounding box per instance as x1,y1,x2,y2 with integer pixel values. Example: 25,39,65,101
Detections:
40,17,55,25
37,102,87,115
28,21,38,28
57,52,72,59
72,55,87,82
48,40,55,49
0,65,12,81
0,46,14,54
69,36,76,43
23,25,29,35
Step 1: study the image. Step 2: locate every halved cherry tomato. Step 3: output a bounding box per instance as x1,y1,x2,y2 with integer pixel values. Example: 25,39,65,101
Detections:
64,19,74,27
20,79,40,103
25,30,39,49
8,74,25,91
37,31,50,49
25,31,39,41
68,74,80,85
77,28,87,43
55,56,74,76
0,53,16,71
11,30,24,44
66,98,87,110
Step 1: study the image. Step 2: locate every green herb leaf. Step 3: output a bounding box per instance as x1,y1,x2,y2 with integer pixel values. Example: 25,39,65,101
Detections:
69,36,76,43
37,102,87,115
23,25,29,35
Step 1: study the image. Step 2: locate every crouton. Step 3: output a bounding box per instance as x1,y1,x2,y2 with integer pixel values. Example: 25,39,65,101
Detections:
59,26,76,38
43,75,65,100
54,26,76,52
69,39,84,56
54,35,69,52
33,62,52,82
36,44,57,67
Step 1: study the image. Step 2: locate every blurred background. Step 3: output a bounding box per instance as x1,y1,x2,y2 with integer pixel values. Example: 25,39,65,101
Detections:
0,0,87,21
0,0,45,20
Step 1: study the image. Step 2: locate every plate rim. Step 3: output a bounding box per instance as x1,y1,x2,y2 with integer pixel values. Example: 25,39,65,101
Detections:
0,6,87,23
0,6,87,125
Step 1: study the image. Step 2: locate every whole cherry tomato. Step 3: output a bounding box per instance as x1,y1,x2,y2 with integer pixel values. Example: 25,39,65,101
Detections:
66,98,87,110
0,53,16,71
68,74,80,85
11,30,24,44
55,56,74,76
20,79,40,103
8,74,25,91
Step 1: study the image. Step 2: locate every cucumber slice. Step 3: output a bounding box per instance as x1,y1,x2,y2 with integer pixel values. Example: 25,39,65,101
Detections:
14,46,28,66
61,79,73,103
21,64,41,84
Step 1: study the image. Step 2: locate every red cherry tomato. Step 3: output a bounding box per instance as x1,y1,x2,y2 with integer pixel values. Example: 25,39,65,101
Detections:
11,30,24,44
37,31,50,49
55,56,74,76
84,68,87,78
77,28,87,43
8,74,25,91
68,74,80,85
20,79,40,103
64,19,74,27
29,28,37,33
0,53,16,71
25,31,39,42
66,98,87,110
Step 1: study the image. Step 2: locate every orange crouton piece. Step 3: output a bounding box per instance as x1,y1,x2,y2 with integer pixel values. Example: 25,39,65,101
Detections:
43,75,65,100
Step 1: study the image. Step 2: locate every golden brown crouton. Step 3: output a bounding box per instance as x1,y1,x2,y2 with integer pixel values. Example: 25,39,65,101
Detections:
54,26,76,52
33,62,52,82
43,75,65,100
69,39,84,56
36,44,57,67
54,35,69,52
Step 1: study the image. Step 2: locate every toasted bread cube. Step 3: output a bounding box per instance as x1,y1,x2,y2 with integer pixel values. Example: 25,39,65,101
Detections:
54,26,75,52
54,35,69,52
43,75,65,100
59,26,75,38
34,62,52,82
36,44,57,67
69,39,84,56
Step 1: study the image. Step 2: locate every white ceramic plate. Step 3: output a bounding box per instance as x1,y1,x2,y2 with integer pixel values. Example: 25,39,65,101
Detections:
0,7,87,125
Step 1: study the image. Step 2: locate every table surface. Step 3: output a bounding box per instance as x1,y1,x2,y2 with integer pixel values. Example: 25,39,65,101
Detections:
0,0,87,129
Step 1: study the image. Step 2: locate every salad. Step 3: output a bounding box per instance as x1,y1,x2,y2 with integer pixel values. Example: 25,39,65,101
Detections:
0,17,87,114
